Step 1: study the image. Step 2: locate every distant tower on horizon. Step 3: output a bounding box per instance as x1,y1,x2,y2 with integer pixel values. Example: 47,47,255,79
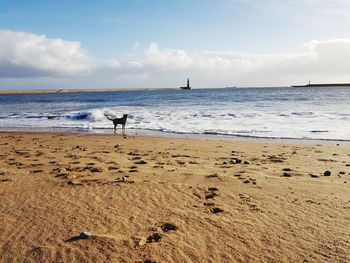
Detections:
180,77,191,90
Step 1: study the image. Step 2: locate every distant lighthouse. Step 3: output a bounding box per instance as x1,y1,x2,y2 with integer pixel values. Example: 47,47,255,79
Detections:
180,78,191,90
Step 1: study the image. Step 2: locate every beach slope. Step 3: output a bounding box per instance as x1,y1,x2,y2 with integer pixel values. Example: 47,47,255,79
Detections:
0,132,349,262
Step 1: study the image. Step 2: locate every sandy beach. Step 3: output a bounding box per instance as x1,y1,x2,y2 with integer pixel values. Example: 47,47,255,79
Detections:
0,131,349,262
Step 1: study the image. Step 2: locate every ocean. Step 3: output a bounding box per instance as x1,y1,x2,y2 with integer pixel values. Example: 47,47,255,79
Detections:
0,87,349,140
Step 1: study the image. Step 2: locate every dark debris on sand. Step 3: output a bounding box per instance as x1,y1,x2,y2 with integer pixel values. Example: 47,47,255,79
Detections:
161,223,178,232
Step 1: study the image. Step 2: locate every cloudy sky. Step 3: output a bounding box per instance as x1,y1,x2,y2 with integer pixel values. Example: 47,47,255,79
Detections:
1,0,350,89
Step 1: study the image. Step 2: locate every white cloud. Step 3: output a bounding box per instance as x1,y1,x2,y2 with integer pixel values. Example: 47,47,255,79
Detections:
2,29,350,88
119,38,350,86
234,0,350,13
232,0,350,26
143,42,192,71
0,30,96,77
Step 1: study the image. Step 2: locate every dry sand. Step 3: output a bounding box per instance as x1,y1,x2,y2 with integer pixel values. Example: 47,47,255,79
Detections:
0,132,349,262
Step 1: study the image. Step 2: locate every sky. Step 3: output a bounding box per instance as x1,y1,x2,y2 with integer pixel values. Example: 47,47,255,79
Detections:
1,0,350,89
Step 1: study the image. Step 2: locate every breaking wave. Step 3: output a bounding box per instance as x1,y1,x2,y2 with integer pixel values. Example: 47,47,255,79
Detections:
1,87,350,140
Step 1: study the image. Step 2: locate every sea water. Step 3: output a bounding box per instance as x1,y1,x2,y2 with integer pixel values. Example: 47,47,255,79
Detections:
0,87,349,140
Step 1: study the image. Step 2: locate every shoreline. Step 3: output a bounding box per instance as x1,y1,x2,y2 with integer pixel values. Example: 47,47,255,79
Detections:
2,85,350,95
0,129,349,146
0,87,178,95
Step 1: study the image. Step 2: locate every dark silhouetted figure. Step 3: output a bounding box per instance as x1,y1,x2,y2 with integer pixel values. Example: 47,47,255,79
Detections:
180,78,191,90
105,114,128,134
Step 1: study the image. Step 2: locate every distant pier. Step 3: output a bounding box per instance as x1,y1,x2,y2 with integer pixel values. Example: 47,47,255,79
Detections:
292,83,350,88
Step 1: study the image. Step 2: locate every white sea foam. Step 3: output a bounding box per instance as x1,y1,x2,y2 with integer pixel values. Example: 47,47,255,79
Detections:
1,88,350,140
7,105,342,140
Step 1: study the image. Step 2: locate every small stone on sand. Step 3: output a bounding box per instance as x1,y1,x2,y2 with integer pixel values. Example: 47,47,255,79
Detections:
161,223,178,232
135,160,147,164
147,233,161,243
282,172,292,177
205,193,217,199
79,232,92,239
309,174,319,178
89,167,101,173
206,173,219,178
210,207,224,214
324,171,331,176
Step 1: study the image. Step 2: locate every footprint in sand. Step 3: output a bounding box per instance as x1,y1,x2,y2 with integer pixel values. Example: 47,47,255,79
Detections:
31,163,43,167
35,151,44,157
201,187,224,214
67,180,83,186
0,179,12,182
282,172,292,177
172,154,191,158
205,187,219,200
106,161,118,165
174,159,186,165
55,173,70,178
146,233,161,243
135,160,147,165
267,156,285,163
31,170,44,174
210,207,224,214
161,223,178,232
129,168,138,173
88,167,102,173
68,161,80,165
324,171,331,176
205,193,217,199
115,176,134,183
206,173,219,179
128,152,140,156
230,158,242,164
239,194,261,212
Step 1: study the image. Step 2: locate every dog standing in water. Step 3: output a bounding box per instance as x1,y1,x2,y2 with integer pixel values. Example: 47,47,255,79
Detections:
105,114,128,134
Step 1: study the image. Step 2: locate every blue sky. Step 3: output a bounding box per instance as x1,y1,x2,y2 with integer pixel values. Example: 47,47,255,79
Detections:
1,0,350,89
2,0,344,55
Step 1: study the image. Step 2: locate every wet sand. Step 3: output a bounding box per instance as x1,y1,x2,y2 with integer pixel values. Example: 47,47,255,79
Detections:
0,131,349,262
